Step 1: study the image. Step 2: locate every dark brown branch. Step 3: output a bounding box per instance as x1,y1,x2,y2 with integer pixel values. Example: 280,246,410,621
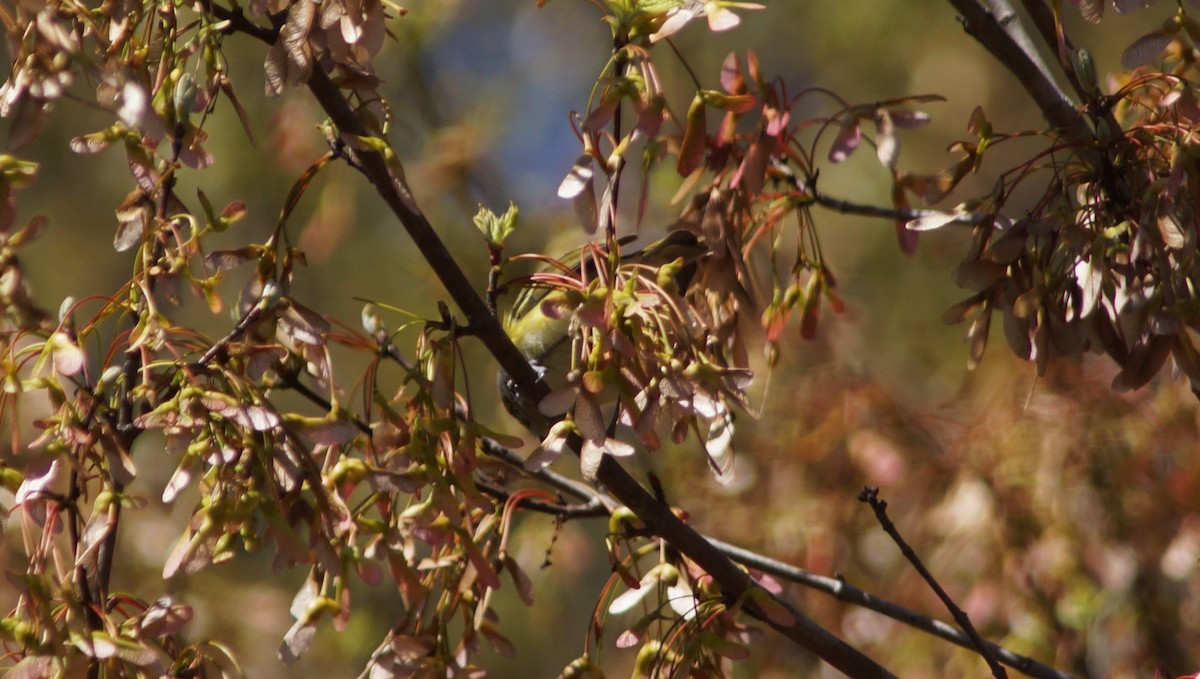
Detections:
376,338,612,507
594,453,894,677
301,81,542,408
812,190,986,225
64,471,101,632
946,0,1083,138
191,288,275,369
275,346,611,514
314,51,893,679
204,5,893,674
1008,1,1126,156
706,536,1077,679
946,1,1131,214
986,1,1080,101
1010,0,1089,101
477,431,1074,679
478,437,610,507
280,335,1065,679
280,316,1061,677
860,487,1008,679
474,479,608,519
605,34,628,240
317,61,894,679
201,1,543,409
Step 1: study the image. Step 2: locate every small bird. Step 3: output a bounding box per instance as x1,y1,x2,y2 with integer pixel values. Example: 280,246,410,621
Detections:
498,229,705,429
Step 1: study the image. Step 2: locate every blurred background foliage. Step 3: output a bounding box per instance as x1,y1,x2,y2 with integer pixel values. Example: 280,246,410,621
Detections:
2,0,1197,677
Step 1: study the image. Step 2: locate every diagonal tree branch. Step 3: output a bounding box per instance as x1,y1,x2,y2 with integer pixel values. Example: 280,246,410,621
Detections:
282,332,1070,679
861,487,1008,678
987,0,1078,100
310,50,895,679
1010,0,1089,101
201,5,895,675
945,1,1131,211
707,536,1077,679
595,453,895,677
946,0,1085,138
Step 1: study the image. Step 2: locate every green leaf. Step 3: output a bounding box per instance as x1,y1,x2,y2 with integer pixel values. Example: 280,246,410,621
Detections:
473,202,520,246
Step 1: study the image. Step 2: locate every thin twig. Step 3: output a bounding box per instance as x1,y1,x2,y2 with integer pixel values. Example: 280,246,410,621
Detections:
195,4,1014,675
311,44,892,675
474,479,608,519
191,291,274,369
706,535,1077,679
811,189,987,225
274,344,611,516
593,451,895,677
292,333,1065,677
859,486,1008,679
479,437,610,507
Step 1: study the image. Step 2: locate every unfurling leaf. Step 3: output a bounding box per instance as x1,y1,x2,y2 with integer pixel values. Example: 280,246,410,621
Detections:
205,246,260,271
47,333,83,376
890,109,932,128
735,130,772,195
278,618,317,664
70,127,121,154
1075,48,1098,94
503,555,535,606
609,576,654,615
582,91,622,134
219,200,248,227
616,627,643,649
1074,257,1103,319
574,392,606,445
705,6,741,31
139,599,194,638
966,106,991,137
650,6,698,42
559,154,597,232
799,275,820,339
580,439,605,480
474,202,520,246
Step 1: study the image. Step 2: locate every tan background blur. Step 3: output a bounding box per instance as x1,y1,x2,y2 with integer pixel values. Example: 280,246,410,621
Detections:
4,1,1195,677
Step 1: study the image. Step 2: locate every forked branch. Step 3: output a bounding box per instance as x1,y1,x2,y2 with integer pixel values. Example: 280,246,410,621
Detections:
860,487,1008,679
199,4,895,675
